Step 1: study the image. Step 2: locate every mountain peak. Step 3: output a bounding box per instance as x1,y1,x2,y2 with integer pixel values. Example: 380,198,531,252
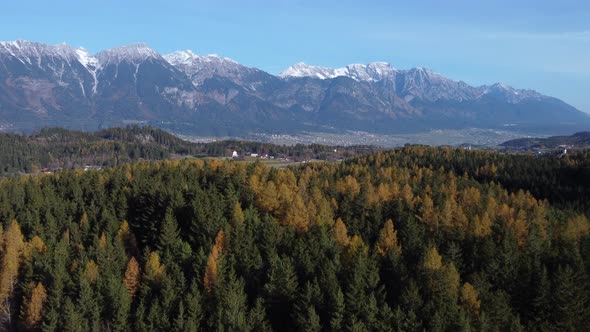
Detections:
0,39,45,49
96,43,160,65
480,82,543,102
279,62,336,79
280,61,398,81
163,50,238,67
0,39,584,136
491,82,511,90
164,50,255,85
0,39,79,59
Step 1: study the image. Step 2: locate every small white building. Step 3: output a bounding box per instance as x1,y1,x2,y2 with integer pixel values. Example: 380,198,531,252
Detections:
232,151,239,158
560,148,567,158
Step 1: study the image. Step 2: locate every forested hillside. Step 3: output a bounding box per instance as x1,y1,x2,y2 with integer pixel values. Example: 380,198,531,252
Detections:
0,147,588,331
0,126,371,176
501,131,590,150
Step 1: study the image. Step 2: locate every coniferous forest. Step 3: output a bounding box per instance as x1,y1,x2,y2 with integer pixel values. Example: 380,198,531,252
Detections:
0,146,589,331
0,126,373,176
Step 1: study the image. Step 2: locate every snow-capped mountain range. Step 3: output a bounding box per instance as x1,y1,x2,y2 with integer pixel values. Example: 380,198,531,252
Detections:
280,62,398,81
0,40,587,135
279,62,544,103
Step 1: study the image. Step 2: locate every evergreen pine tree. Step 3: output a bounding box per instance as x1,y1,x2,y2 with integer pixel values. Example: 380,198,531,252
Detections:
248,298,272,332
552,265,589,331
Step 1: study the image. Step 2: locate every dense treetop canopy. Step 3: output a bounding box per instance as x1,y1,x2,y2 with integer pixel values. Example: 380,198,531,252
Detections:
0,146,588,331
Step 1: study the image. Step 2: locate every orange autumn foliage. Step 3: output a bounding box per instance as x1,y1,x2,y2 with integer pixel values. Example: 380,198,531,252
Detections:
22,282,47,330
124,257,141,297
375,219,401,256
204,230,226,295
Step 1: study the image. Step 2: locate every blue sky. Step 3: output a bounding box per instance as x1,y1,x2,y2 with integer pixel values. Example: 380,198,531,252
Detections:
2,0,589,112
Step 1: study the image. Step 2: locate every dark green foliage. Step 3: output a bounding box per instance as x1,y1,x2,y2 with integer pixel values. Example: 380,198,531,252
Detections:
0,145,588,331
0,126,374,176
551,265,589,331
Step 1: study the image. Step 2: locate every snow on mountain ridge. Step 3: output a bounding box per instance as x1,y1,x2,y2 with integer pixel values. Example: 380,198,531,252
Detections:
75,48,98,68
164,50,255,85
0,40,82,65
163,50,239,67
279,62,338,80
0,40,102,97
279,61,545,103
95,43,160,65
74,48,99,95
279,62,398,81
0,40,549,103
0,40,100,74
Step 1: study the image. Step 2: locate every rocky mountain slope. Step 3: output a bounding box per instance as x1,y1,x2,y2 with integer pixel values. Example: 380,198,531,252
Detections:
0,40,588,135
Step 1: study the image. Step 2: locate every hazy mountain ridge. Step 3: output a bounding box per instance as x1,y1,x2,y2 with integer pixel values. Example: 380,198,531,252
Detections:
0,40,588,135
500,131,590,149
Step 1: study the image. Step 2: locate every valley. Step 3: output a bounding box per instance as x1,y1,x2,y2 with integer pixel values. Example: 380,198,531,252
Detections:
1,2,589,331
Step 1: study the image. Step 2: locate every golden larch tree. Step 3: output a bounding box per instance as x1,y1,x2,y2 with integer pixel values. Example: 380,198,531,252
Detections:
377,183,391,202
418,195,436,230
510,209,529,248
343,235,368,265
0,221,25,324
98,232,107,250
472,213,493,238
23,236,46,261
118,220,139,257
283,194,310,233
231,202,245,225
260,181,281,212
562,215,590,242
21,282,47,330
460,282,481,317
117,220,130,241
83,260,99,284
423,245,443,271
443,262,460,299
401,184,414,207
145,251,165,284
124,257,141,297
375,219,401,256
310,188,333,226
336,175,360,198
333,218,350,247
204,230,225,295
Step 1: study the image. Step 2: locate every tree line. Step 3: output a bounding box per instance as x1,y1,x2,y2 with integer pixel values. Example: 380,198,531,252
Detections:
0,126,373,176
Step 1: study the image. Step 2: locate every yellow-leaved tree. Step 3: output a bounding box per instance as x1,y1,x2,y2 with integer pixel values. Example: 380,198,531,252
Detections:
145,251,165,284
460,282,481,317
423,245,443,271
283,194,309,233
471,213,492,238
204,230,225,295
333,218,350,247
124,257,141,297
23,236,46,261
418,194,437,231
375,219,401,256
443,262,460,299
118,220,139,256
21,282,47,330
562,215,590,242
0,221,25,325
231,202,245,225
83,260,99,285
